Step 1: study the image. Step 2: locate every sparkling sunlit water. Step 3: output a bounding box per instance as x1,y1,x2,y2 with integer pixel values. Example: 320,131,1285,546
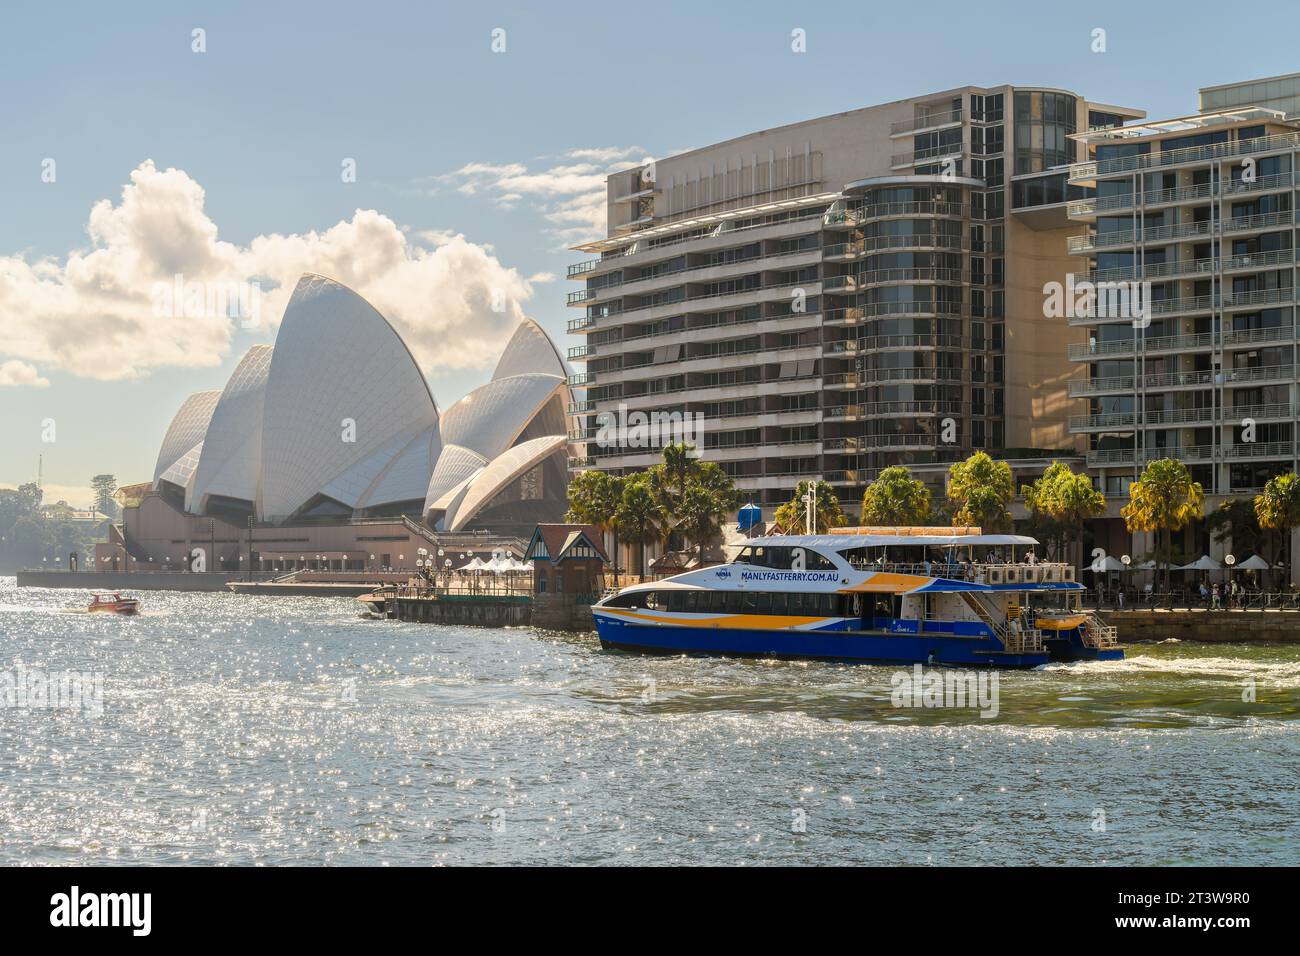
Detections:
1,576,1297,865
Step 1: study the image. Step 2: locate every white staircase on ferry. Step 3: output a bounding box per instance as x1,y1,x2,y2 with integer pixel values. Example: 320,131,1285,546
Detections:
960,592,1042,654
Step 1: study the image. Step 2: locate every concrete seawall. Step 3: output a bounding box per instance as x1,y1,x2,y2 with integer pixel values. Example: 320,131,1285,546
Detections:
381,593,532,627
15,570,256,592
1107,609,1300,643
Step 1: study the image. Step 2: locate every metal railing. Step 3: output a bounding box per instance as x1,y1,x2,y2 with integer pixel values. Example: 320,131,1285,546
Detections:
1070,131,1300,180
890,108,964,135
1082,590,1300,611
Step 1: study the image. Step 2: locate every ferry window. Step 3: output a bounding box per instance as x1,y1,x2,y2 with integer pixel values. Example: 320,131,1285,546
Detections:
644,592,663,611
666,591,685,612
754,593,772,613
741,592,758,612
733,547,754,564
709,591,728,611
605,591,642,608
685,591,699,612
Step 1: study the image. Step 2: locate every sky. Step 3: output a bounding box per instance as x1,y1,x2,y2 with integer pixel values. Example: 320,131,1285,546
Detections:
2,0,1298,507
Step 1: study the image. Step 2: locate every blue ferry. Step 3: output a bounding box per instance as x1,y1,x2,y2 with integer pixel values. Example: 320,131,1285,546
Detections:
592,529,1122,667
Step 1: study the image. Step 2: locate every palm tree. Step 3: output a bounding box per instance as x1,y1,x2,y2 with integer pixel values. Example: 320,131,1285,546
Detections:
675,483,729,565
566,469,624,584
773,480,846,534
946,452,1015,532
861,466,931,527
1207,497,1266,564
657,441,697,508
1121,458,1204,593
1254,471,1300,587
1021,461,1105,566
614,473,667,579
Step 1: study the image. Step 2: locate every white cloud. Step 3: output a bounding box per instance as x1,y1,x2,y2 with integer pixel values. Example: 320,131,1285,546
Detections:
0,161,538,381
434,146,650,244
0,360,50,388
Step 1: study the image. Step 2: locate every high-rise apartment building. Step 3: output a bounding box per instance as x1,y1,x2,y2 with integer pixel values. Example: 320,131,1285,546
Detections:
566,85,1141,515
1066,73,1300,534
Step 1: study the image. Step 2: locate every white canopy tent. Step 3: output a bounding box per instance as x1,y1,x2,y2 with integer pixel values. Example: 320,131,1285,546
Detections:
1177,555,1223,572
1236,554,1271,571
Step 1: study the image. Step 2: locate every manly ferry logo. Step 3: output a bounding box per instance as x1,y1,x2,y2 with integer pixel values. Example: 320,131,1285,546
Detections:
715,569,731,580
739,570,839,582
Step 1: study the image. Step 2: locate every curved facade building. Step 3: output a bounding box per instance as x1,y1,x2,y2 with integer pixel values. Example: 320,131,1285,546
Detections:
146,273,571,534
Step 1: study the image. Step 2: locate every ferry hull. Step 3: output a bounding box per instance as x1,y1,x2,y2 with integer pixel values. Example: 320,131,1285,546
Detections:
593,615,1048,668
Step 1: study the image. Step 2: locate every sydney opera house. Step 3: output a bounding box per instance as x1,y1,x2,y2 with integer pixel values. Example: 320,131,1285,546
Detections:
101,275,572,573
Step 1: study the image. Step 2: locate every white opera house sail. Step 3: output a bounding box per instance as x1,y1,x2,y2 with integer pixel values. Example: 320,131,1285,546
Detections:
149,274,573,534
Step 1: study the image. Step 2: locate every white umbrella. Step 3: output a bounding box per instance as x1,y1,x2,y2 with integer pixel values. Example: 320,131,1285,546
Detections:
462,557,486,571
1176,555,1223,571
1092,555,1126,572
1237,554,1271,571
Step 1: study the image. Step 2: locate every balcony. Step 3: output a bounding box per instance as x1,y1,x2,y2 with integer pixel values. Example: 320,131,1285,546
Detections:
1224,326,1295,347
1223,171,1295,196
1145,406,1215,426
857,201,967,219
823,210,862,229
1069,375,1136,396
1151,293,1218,317
1068,338,1137,360
567,344,594,360
1086,446,1138,466
1222,249,1296,272
566,315,597,333
1070,131,1300,180
1069,411,1137,431
1223,210,1296,235
1226,364,1292,385
890,144,965,168
1223,287,1296,309
1224,440,1296,460
890,108,964,137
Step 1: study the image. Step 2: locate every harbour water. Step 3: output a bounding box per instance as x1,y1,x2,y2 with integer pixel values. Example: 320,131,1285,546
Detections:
1,576,1297,866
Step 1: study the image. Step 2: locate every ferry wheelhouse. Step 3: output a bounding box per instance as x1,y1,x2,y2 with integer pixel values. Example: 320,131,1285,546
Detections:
592,528,1121,667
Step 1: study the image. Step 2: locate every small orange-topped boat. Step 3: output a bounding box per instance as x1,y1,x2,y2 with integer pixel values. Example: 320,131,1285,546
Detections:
87,592,140,615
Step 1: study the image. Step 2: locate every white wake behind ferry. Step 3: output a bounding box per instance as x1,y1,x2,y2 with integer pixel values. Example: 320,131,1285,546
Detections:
592,528,1121,668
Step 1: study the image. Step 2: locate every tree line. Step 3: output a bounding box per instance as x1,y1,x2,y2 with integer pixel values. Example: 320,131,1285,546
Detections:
565,447,1300,587
0,482,107,573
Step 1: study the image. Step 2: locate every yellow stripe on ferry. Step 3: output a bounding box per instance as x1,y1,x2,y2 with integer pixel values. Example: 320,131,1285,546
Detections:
838,572,932,594
596,607,831,629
